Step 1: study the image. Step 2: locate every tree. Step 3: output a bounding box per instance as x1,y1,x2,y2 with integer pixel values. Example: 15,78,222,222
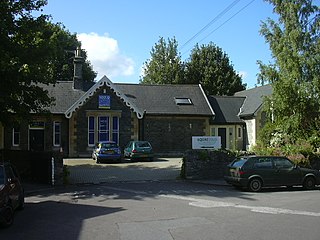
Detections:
141,38,246,96
48,23,96,82
0,0,96,126
140,37,184,84
185,42,245,95
258,0,320,145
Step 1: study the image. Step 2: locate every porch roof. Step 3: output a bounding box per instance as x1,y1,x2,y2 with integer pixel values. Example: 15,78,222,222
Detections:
208,96,245,124
234,84,272,118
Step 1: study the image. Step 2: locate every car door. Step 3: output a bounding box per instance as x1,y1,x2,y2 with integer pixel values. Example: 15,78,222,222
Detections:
4,165,20,209
273,157,301,186
252,157,277,186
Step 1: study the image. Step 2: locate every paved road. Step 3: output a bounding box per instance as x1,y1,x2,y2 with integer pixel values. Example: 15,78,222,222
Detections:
2,181,320,240
64,157,183,184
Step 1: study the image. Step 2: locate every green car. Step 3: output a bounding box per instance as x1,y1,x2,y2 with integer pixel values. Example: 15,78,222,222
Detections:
224,156,320,192
124,141,154,161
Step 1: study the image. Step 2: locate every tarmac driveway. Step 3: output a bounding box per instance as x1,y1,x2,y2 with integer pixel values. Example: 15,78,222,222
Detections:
64,158,183,184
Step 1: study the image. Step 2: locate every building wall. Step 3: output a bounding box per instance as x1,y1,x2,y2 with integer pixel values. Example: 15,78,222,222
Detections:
243,118,256,150
143,116,208,154
242,109,267,150
70,86,133,157
3,115,68,154
210,124,244,150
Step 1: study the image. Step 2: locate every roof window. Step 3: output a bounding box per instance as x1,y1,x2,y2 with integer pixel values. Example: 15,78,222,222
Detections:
175,98,193,105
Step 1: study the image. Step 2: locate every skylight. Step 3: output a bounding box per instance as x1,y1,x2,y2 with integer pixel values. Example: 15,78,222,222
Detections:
175,98,193,105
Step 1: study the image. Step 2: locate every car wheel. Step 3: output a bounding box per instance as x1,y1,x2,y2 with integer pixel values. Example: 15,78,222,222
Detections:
303,177,316,190
0,206,14,228
248,178,262,192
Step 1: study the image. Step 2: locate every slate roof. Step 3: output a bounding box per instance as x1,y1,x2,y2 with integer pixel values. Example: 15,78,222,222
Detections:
39,81,93,114
40,77,214,118
208,96,245,124
115,83,215,116
234,84,272,117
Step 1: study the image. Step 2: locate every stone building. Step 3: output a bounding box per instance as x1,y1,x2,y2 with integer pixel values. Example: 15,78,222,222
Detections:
0,49,271,156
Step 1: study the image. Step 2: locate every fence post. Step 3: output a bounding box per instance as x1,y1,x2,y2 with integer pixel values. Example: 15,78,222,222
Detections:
51,157,55,186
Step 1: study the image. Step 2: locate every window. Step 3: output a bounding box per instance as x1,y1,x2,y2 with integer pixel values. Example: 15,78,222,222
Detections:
88,115,120,146
238,127,242,138
53,122,61,146
174,98,192,105
274,158,294,169
98,116,109,141
254,158,273,169
211,127,216,136
112,116,119,143
88,116,95,146
13,128,20,146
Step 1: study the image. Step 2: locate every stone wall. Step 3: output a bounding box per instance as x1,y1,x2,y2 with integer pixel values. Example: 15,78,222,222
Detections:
75,86,132,156
0,149,64,185
144,116,207,154
182,149,235,180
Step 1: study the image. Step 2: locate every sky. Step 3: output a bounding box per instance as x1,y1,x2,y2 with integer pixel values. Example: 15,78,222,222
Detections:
42,0,278,88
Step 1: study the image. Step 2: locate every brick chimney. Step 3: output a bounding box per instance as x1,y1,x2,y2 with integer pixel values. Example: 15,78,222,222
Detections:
73,46,84,90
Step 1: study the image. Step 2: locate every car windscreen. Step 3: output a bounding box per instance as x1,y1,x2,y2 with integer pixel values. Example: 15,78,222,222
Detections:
0,166,4,184
231,158,247,168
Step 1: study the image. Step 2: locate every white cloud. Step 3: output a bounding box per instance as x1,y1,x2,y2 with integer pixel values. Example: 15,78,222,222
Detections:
77,32,135,81
238,71,248,79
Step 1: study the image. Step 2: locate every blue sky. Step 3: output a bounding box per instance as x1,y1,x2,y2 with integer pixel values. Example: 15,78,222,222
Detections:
43,0,277,88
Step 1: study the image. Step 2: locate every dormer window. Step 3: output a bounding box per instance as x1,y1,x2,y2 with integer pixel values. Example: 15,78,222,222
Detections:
175,98,193,105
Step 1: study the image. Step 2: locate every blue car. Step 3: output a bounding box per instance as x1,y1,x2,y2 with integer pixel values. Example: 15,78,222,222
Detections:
92,141,122,163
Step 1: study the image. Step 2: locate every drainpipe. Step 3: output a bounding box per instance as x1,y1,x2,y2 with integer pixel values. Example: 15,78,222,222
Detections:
51,157,55,186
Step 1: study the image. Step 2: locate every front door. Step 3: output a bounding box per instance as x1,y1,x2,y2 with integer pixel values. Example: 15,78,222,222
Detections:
29,130,45,151
218,128,226,149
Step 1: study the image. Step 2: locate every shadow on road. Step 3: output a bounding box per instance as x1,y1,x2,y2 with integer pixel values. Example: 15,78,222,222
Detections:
0,201,124,240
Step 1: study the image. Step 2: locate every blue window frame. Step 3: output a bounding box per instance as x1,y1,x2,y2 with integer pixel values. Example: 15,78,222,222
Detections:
88,116,95,146
112,116,119,143
98,116,109,141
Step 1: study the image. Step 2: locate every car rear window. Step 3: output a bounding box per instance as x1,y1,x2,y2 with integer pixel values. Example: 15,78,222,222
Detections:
231,158,247,168
101,143,118,148
136,142,151,148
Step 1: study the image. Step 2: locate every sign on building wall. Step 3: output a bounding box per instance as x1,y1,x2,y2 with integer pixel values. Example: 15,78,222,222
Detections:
192,136,221,149
99,95,111,109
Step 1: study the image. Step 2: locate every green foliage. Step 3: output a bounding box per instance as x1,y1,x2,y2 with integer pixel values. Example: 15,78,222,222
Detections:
141,38,246,96
185,43,246,95
0,0,96,126
140,37,184,84
257,0,320,143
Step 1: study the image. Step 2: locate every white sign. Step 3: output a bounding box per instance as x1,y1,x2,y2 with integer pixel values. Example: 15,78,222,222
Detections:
192,136,221,149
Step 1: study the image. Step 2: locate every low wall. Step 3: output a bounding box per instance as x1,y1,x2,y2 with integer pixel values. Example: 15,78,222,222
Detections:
182,149,235,180
0,149,64,185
